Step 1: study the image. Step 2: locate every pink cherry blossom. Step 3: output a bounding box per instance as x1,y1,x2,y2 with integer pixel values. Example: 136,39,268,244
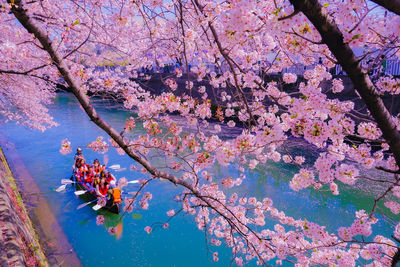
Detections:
335,164,359,185
59,139,71,155
289,169,315,191
282,73,297,84
96,215,105,226
167,209,175,217
212,252,219,262
6,1,400,265
357,122,382,140
144,226,152,234
384,201,400,215
88,137,108,154
227,120,236,128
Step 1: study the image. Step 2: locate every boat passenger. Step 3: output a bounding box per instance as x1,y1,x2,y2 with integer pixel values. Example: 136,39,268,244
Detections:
107,187,122,204
100,164,107,174
74,148,84,161
112,187,122,204
74,170,81,181
73,158,83,177
105,171,116,184
107,189,114,201
78,159,88,174
92,174,100,187
97,178,109,197
73,157,82,170
85,166,95,185
93,158,100,165
93,159,102,175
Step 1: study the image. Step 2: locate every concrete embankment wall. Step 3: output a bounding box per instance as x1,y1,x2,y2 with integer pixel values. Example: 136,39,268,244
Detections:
0,147,48,266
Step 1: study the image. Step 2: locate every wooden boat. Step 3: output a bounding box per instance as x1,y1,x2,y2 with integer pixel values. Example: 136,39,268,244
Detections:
71,174,121,214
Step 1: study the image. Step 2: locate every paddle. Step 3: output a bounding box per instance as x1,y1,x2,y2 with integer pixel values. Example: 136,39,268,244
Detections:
127,180,139,184
92,191,108,211
55,184,67,192
103,154,109,166
77,198,98,210
109,164,121,170
61,179,75,184
77,197,105,210
127,191,141,195
57,178,80,192
92,204,103,211
74,190,87,196
57,179,86,193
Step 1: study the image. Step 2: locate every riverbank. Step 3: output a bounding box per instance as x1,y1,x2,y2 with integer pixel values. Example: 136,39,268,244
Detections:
0,146,47,266
0,139,82,267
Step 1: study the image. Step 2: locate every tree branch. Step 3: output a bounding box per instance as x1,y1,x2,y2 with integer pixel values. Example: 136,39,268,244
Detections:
10,3,271,263
370,0,400,15
289,0,400,170
278,10,300,21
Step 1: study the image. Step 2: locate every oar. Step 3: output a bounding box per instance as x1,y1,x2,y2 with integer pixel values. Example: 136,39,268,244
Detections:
92,196,110,211
109,164,121,170
55,184,67,192
61,179,75,184
74,190,87,196
61,178,86,185
103,154,109,166
57,178,82,192
127,191,141,195
77,197,102,210
92,204,103,211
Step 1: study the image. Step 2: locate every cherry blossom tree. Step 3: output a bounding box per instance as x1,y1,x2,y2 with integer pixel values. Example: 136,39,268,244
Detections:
2,0,400,265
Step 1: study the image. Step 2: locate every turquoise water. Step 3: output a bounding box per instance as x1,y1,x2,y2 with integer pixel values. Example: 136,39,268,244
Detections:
0,93,394,266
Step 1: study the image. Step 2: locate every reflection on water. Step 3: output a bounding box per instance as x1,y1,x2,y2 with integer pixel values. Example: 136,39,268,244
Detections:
0,93,395,266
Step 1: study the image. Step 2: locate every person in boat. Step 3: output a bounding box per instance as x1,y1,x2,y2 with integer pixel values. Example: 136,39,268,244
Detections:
73,169,80,181
107,187,122,205
74,148,84,161
73,158,83,179
73,155,83,170
93,159,106,175
104,171,116,185
101,164,107,174
92,174,100,188
93,159,101,174
96,177,109,197
85,165,95,185
77,159,88,180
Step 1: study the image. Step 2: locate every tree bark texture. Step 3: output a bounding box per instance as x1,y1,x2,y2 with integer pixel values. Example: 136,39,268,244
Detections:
289,0,400,170
370,0,400,15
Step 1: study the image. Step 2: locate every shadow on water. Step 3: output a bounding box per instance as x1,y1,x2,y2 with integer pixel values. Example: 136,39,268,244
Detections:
0,135,82,267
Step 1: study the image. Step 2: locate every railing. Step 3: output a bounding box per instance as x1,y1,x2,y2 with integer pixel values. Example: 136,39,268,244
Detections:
131,59,400,77
385,59,400,75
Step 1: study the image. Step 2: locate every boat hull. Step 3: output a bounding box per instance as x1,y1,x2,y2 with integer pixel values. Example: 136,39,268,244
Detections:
71,175,121,214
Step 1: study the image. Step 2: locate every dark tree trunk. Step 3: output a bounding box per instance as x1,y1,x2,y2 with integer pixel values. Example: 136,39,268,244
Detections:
289,0,400,170
370,0,400,15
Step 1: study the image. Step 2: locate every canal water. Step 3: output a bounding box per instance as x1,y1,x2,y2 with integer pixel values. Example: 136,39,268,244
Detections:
0,93,395,266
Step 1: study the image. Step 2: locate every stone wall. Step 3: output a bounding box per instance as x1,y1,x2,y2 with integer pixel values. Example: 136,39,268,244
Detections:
0,147,48,267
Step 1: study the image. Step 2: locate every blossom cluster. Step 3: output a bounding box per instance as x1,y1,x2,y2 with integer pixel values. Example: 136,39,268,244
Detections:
59,139,71,155
16,0,400,264
88,136,108,154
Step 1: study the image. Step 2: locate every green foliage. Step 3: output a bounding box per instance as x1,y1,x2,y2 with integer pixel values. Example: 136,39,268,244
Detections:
131,213,143,220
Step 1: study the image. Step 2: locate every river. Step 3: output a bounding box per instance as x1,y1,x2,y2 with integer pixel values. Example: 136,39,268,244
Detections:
0,93,395,266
